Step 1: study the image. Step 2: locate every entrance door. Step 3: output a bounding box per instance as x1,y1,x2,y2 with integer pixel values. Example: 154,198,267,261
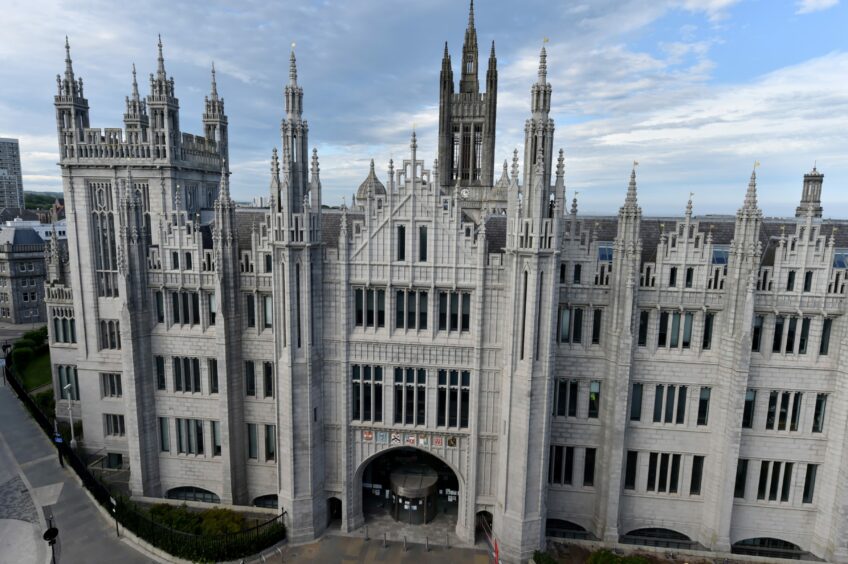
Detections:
327,497,342,528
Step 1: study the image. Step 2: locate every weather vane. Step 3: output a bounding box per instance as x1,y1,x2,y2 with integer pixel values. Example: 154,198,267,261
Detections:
633,160,639,168
291,41,296,50
753,160,761,170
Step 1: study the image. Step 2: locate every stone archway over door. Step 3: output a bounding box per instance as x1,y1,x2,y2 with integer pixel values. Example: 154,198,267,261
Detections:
351,446,469,541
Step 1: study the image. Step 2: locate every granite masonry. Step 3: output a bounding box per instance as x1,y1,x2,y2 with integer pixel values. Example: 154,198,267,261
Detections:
46,4,848,563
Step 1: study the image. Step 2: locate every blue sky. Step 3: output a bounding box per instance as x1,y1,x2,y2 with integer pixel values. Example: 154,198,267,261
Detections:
0,0,846,216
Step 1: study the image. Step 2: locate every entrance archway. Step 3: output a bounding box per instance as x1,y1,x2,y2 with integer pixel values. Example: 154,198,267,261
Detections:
476,511,494,547
359,447,460,528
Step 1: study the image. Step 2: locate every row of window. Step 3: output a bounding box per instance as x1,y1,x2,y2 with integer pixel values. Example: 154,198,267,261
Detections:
556,307,603,345
742,389,828,433
158,417,277,462
350,365,471,429
354,288,471,333
52,315,77,344
629,384,711,426
734,459,818,505
154,356,274,399
636,310,715,350
57,365,79,400
624,451,705,496
548,445,596,487
551,379,601,418
751,315,832,356
98,320,121,350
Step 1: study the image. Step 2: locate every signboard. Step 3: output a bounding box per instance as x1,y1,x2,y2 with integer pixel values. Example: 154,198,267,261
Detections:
362,430,373,442
390,432,401,445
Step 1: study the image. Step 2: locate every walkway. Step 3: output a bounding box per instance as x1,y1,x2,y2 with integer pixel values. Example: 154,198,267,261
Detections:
277,535,492,564
0,383,155,564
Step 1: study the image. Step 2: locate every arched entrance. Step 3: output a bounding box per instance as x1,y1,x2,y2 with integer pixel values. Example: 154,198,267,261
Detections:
476,511,494,547
359,447,460,529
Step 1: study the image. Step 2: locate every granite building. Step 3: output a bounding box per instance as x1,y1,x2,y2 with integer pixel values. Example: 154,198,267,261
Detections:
0,138,24,209
46,5,848,563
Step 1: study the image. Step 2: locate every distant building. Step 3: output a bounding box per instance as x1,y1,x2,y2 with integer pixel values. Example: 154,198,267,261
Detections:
0,217,67,241
0,138,24,209
0,226,46,323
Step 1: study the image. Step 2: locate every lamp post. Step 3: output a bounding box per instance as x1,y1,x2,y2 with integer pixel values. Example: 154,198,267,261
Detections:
63,383,76,449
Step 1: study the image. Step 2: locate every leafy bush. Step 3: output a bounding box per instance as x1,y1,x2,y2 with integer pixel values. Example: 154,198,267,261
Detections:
533,550,559,564
200,507,246,535
149,504,203,534
621,557,651,564
11,347,33,367
22,327,48,348
15,338,36,350
32,390,55,416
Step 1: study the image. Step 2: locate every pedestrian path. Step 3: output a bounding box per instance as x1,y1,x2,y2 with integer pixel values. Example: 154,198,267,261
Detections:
0,383,154,564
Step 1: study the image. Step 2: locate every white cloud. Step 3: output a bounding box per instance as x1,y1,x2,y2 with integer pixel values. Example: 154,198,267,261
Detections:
796,0,840,14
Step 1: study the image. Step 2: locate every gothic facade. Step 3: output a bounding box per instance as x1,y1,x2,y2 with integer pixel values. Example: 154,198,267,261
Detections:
46,6,848,563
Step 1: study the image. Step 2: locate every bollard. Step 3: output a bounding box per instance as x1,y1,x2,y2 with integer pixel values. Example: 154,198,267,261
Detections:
364,525,369,541
403,536,407,552
383,532,387,548
426,536,430,552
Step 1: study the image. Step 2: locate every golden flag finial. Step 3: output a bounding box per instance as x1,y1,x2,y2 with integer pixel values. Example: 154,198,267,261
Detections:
291,41,296,50
633,160,639,168
753,160,761,170
543,37,549,44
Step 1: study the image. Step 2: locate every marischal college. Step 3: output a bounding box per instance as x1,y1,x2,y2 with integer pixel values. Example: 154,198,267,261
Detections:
44,3,848,562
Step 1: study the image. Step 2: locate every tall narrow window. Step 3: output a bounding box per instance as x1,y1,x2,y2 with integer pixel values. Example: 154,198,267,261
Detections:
752,315,764,352
247,423,258,459
583,448,596,487
734,459,748,498
682,312,693,348
647,452,658,491
263,362,274,398
803,270,812,292
355,289,364,327
624,451,638,490
802,464,817,503
208,358,218,394
697,387,711,426
418,226,428,262
781,462,793,502
658,312,669,347
592,309,602,344
568,381,578,417
787,270,796,291
773,316,785,352
768,461,781,500
690,455,704,495
669,453,681,493
588,381,600,418
742,389,756,428
263,296,273,329
757,460,769,500
572,308,583,344
208,293,216,325
766,391,778,429
265,425,276,461
665,385,676,423
669,267,677,287
461,293,471,332
785,317,797,353
159,417,170,452
790,392,802,431
670,312,681,348
685,267,694,288
397,225,406,261
630,383,643,421
702,312,714,350
573,264,582,284
245,361,256,397
638,310,649,346
812,393,827,433
820,318,832,355
676,386,687,424
156,356,166,391
211,421,221,456
156,291,164,323
246,294,256,328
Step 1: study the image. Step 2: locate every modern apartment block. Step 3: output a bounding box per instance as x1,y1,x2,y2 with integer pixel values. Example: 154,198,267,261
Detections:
46,5,847,563
0,138,24,209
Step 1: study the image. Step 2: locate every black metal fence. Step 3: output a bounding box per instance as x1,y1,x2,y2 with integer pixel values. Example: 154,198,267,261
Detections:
5,362,285,562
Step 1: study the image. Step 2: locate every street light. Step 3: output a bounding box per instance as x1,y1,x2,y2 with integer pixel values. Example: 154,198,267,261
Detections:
63,383,76,449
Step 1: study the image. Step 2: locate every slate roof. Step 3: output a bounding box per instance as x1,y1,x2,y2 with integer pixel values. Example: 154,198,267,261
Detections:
0,227,44,247
0,208,39,222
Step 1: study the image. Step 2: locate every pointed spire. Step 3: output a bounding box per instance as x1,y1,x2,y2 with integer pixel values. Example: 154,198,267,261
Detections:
556,149,564,180
289,42,298,85
131,63,139,100
310,147,320,181
490,40,496,59
271,147,280,179
468,0,475,28
410,128,418,152
625,161,639,207
744,161,759,210
210,62,218,99
500,159,509,181
219,159,230,199
156,34,166,78
444,41,450,59
538,44,548,84
685,192,694,219
64,36,74,82
511,148,519,181
571,192,579,215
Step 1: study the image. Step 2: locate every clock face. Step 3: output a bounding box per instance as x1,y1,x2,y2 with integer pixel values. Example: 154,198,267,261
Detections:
460,188,470,199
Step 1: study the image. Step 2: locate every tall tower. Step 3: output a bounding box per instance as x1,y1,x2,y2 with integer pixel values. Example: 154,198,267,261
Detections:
494,53,563,560
796,166,824,218
437,0,497,195
123,64,149,142
522,44,554,194
147,36,181,162
54,37,90,160
272,45,326,543
203,63,229,163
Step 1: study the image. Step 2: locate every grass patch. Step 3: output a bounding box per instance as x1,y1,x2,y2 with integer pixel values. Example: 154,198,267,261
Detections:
21,352,51,391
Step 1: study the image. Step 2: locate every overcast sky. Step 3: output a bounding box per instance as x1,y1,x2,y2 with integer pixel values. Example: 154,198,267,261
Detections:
1,0,846,216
